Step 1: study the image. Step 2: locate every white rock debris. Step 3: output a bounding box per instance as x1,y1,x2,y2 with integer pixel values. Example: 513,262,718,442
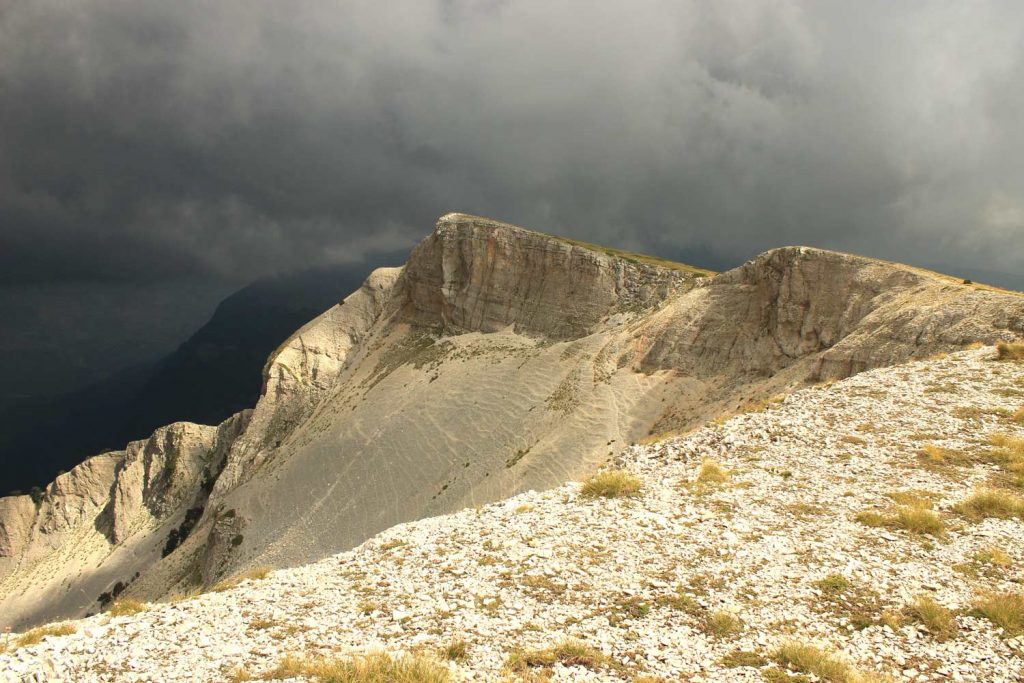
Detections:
3,347,1024,682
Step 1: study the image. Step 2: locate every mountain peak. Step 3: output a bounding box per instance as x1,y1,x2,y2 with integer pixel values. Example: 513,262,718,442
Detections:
2,215,1023,632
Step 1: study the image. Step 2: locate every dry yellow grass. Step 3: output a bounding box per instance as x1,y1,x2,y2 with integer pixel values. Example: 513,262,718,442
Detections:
505,639,613,674
975,545,1012,567
265,651,450,682
704,610,743,637
773,642,887,682
855,503,945,536
11,623,76,649
973,592,1024,636
905,595,957,640
580,470,642,498
989,433,1024,475
996,341,1024,361
695,460,730,485
211,566,271,593
107,599,147,617
955,488,1024,521
441,637,469,662
916,443,961,466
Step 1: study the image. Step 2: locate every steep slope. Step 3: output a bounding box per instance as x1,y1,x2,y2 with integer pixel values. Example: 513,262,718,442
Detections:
2,213,1023,630
0,264,391,497
4,347,1024,682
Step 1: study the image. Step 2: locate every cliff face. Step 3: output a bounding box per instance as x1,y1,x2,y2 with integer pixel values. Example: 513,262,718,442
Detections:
0,415,247,627
637,246,1024,381
397,214,698,338
2,213,1023,629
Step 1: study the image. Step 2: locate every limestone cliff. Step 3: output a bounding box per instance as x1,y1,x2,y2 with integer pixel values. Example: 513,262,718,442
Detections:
2,213,1023,629
397,213,701,338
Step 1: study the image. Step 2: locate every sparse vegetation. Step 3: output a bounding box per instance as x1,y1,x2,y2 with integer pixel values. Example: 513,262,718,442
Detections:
249,617,278,631
972,592,1024,636
814,574,850,595
600,595,651,625
855,503,944,536
225,667,253,682
265,652,450,682
773,642,883,683
995,341,1024,361
916,443,958,466
721,650,767,668
704,610,743,637
505,639,614,674
954,488,1024,521
887,490,939,507
442,637,469,662
787,502,825,519
553,234,715,276
904,595,957,640
811,574,882,630
107,599,147,616
695,460,730,485
580,470,642,499
12,623,76,649
975,545,1012,567
989,433,1024,485
212,567,271,593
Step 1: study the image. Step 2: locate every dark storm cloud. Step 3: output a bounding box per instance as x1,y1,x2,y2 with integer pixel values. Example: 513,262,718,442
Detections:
1,0,1023,284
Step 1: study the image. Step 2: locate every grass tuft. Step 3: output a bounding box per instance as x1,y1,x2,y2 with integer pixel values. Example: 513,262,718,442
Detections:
212,566,271,593
721,650,767,668
696,460,730,485
905,595,957,640
955,488,1024,521
814,574,850,595
975,545,1012,567
12,623,76,649
442,637,469,662
773,642,884,682
107,599,147,617
996,341,1024,361
580,470,642,499
704,610,743,637
265,651,450,682
855,503,944,536
505,639,613,674
972,592,1024,636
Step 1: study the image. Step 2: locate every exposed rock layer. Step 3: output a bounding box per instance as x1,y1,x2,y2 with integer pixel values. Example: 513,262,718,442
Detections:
2,213,1023,628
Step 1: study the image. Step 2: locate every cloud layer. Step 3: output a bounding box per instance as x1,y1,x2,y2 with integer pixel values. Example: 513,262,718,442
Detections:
2,0,1023,284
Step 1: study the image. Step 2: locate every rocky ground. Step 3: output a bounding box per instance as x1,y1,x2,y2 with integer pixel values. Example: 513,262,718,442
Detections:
3,346,1024,682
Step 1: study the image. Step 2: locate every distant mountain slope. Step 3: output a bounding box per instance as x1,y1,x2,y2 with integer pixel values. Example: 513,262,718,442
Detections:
0,262,399,497
2,213,1023,630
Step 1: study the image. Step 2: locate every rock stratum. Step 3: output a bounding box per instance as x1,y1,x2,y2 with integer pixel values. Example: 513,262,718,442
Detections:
2,213,1023,632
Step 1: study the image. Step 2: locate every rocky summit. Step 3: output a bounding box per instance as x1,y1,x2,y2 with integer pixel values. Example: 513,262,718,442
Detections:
3,347,1024,681
1,213,1024,680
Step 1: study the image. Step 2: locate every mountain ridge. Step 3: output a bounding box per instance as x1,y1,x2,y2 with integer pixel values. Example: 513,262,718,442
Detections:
2,213,1023,630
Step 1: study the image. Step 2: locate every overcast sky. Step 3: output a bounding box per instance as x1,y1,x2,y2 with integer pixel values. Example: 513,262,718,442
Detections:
2,1,1023,386
3,0,1023,284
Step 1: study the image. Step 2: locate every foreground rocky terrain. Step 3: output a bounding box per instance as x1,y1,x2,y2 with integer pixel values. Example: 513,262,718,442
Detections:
3,213,1024,630
3,346,1024,682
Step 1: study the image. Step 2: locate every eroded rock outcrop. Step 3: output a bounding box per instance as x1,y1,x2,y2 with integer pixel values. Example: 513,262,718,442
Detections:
0,415,248,628
637,246,1024,380
398,213,702,338
2,213,1023,629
